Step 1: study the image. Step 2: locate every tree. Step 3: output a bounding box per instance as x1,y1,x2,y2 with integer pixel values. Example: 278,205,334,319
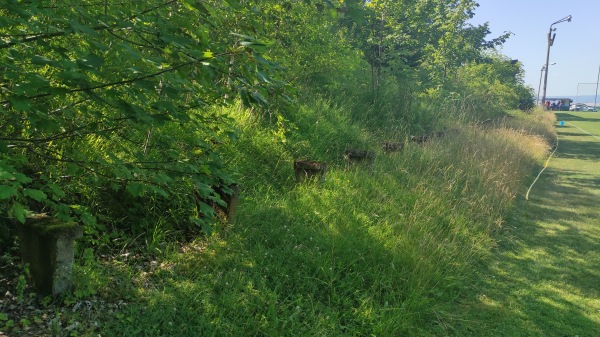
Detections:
0,0,279,240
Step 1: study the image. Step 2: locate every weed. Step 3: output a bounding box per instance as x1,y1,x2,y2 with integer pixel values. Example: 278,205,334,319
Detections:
15,265,29,301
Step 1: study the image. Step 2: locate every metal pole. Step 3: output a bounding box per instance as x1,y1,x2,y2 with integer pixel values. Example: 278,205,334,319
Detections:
576,83,597,107
541,15,572,109
541,28,553,108
595,64,600,108
537,64,555,105
537,66,545,106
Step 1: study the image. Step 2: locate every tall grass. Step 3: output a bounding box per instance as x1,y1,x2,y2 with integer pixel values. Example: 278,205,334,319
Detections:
76,100,556,336
5,68,554,335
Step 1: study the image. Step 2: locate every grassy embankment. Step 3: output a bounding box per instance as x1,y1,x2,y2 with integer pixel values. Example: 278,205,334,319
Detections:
448,111,600,336
2,97,555,335
65,98,555,336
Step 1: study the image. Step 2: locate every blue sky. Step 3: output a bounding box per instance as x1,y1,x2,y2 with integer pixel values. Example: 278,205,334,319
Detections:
469,0,599,98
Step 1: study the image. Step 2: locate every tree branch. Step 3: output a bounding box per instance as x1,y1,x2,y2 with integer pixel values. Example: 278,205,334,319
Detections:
0,125,123,143
0,51,231,106
0,0,178,49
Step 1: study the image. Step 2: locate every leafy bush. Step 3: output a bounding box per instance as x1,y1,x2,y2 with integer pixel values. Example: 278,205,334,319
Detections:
0,1,281,248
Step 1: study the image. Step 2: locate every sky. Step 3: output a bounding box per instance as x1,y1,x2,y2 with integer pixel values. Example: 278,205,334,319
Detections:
468,0,600,100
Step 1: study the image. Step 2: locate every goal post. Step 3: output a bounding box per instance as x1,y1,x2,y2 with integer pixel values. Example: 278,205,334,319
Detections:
575,82,600,106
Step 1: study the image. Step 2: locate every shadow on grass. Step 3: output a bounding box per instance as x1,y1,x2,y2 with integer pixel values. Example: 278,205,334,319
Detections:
555,131,591,137
556,137,600,160
555,112,600,123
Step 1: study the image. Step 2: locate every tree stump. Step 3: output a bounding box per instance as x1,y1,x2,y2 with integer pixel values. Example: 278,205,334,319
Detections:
343,149,375,169
294,160,326,184
410,134,431,144
17,214,82,295
381,141,404,152
410,131,447,144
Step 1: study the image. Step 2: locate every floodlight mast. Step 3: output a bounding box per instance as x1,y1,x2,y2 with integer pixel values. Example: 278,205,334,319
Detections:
541,15,572,108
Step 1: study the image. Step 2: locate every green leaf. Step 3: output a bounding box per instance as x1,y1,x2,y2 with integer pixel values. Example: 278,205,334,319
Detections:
89,40,110,51
67,20,98,36
48,86,70,97
202,222,213,236
239,40,268,51
30,114,61,133
252,91,268,106
0,171,15,180
14,173,32,184
149,185,169,198
23,188,47,202
223,0,241,10
150,99,174,111
9,203,27,223
77,54,104,69
253,53,283,71
81,212,96,227
239,88,251,107
327,8,338,18
31,55,57,66
198,201,215,217
257,70,271,83
347,6,367,24
151,172,173,184
49,183,66,200
323,0,335,8
8,95,32,112
134,80,156,90
195,183,212,198
163,87,180,99
126,182,146,197
57,70,88,84
0,185,17,199
23,73,50,89
191,217,213,236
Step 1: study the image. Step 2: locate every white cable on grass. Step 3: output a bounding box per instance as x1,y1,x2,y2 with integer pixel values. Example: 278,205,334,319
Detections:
525,131,559,201
567,122,600,140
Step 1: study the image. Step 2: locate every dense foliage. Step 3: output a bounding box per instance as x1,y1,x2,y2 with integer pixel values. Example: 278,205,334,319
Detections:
0,1,285,246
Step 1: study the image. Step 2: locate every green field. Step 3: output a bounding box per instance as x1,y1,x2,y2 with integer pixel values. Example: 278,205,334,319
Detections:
450,112,600,336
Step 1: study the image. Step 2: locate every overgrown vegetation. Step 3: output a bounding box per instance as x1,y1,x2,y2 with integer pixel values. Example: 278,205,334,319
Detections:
0,0,554,335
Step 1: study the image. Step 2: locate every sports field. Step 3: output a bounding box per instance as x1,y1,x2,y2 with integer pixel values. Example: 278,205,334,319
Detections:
452,111,600,336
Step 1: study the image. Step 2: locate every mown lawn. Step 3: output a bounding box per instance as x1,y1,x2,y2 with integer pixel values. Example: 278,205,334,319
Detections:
448,112,600,336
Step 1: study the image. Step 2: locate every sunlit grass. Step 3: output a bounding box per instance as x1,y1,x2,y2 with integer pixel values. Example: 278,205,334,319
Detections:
8,97,555,336
60,105,558,336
